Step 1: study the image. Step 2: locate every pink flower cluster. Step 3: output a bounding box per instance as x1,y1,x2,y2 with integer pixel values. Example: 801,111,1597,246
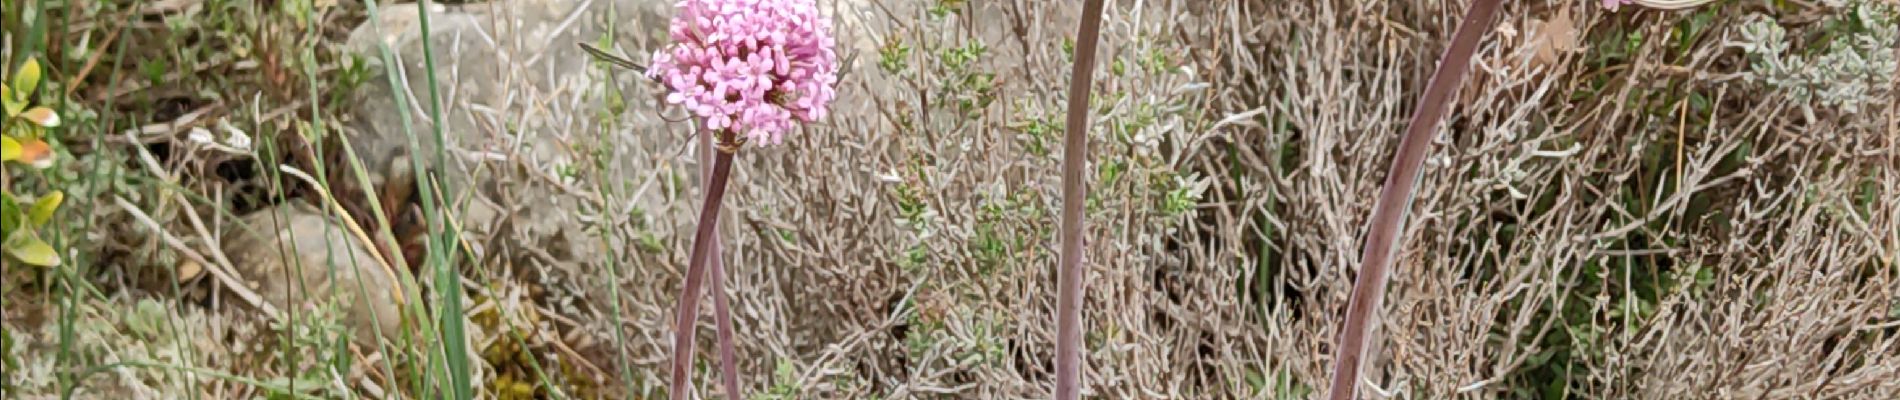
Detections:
647,0,838,146
1602,0,1633,10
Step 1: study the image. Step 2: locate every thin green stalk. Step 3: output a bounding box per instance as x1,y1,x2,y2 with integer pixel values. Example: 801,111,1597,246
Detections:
593,229,638,394
65,1,143,397
500,321,571,399
72,361,326,400
285,67,406,398
253,4,306,397
1324,1,1501,399
671,140,737,400
590,4,640,393
295,1,405,385
408,1,473,397
1054,0,1108,399
356,0,464,396
28,0,76,394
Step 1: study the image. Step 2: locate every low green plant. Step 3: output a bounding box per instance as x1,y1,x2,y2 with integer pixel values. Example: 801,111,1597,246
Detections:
928,0,966,19
878,34,912,75
1,323,15,393
750,359,803,400
1246,369,1313,399
1160,172,1211,218
1733,2,1898,116
938,41,996,119
2,58,67,269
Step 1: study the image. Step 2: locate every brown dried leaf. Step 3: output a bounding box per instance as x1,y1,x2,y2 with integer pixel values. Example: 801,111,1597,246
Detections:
177,260,205,283
1526,9,1578,71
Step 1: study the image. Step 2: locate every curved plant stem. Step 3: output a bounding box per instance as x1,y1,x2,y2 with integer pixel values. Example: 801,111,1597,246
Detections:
672,138,737,400
702,130,745,399
1056,0,1108,399
585,38,742,400
709,250,742,399
1324,0,1500,399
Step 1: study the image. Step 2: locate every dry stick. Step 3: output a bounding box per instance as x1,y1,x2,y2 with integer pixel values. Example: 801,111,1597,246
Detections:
277,165,407,306
672,140,738,400
702,129,745,399
1055,0,1108,399
1325,1,1501,399
114,196,282,320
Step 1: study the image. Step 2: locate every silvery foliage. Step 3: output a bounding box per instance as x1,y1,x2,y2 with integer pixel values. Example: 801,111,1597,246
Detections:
1731,2,1896,118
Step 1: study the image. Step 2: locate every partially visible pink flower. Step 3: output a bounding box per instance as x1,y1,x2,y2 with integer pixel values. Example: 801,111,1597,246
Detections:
647,0,839,146
1604,0,1717,11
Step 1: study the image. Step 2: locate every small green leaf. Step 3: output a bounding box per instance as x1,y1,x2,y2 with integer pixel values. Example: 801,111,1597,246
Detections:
1,136,19,161
12,59,41,98
4,234,60,267
29,191,63,227
1,83,20,117
18,107,58,127
0,193,19,240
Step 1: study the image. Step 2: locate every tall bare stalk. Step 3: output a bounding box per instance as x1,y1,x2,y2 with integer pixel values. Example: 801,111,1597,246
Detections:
1325,0,1501,399
671,132,740,400
576,42,745,399
702,130,744,399
1055,0,1108,399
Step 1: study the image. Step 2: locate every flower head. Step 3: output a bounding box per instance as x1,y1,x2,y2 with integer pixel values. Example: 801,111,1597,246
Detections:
648,0,838,146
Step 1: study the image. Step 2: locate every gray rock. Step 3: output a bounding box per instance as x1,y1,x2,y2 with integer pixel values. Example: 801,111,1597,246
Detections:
222,203,403,346
337,0,671,255
340,0,667,180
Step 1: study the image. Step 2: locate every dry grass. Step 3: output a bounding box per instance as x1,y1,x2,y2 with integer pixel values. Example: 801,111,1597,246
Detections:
3,0,1896,399
1191,0,1898,398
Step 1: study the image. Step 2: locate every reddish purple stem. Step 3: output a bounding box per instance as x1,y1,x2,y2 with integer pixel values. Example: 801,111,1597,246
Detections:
670,133,740,400
703,131,744,400
1056,0,1108,399
1325,0,1501,399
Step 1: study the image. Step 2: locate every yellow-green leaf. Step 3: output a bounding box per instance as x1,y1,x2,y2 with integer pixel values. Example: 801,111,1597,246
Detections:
0,192,18,241
13,59,41,97
1,83,18,117
1,136,19,162
4,234,60,267
29,191,63,227
18,107,59,127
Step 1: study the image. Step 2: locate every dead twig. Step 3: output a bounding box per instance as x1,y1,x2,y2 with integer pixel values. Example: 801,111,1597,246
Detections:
114,196,281,320
277,165,408,306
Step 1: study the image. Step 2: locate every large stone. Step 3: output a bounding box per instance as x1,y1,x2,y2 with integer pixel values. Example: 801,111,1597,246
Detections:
222,203,403,346
339,0,668,180
337,0,672,259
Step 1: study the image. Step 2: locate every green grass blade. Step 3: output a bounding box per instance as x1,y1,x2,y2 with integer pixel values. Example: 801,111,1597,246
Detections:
357,0,464,396
408,0,471,397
